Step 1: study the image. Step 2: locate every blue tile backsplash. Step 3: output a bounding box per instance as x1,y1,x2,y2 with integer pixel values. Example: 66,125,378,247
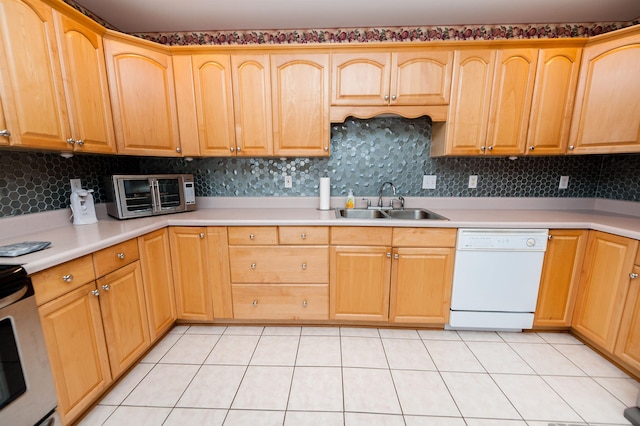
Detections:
1,117,638,217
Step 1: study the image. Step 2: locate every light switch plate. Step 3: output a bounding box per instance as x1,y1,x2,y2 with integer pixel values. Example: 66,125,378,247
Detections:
422,175,437,189
468,175,478,189
70,178,82,192
559,176,569,189
284,175,292,188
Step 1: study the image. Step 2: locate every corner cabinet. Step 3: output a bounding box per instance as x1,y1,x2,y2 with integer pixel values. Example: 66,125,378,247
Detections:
569,26,640,154
103,35,182,156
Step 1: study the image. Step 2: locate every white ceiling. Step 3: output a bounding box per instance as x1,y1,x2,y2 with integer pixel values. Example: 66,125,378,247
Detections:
73,0,640,34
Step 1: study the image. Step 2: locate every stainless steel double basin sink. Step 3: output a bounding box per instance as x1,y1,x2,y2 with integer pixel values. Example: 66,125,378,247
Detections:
335,208,448,221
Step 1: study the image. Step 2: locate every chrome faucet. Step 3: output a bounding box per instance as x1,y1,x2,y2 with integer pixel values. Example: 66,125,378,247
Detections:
377,181,396,208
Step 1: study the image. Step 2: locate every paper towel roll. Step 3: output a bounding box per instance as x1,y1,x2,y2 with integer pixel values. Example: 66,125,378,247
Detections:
319,177,330,210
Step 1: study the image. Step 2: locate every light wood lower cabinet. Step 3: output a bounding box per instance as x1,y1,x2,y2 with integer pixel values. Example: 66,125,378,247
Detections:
229,246,328,283
615,264,640,376
534,229,588,328
232,284,329,320
572,231,639,352
39,283,111,425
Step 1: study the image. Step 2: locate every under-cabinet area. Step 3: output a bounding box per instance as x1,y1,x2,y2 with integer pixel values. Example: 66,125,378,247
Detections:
26,223,640,424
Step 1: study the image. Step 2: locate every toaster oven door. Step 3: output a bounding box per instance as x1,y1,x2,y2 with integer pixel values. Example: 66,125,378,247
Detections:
119,178,155,216
153,178,184,212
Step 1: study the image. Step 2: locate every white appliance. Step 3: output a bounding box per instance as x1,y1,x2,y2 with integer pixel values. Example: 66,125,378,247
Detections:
448,228,548,331
70,188,98,225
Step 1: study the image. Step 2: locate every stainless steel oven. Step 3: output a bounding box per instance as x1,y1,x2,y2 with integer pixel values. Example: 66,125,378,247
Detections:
105,174,196,219
0,265,59,426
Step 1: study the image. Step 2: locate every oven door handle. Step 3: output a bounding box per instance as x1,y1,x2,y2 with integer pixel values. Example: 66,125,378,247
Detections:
0,285,28,310
150,179,161,213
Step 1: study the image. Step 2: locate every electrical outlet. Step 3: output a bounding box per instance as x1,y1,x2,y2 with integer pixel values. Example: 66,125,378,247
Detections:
284,175,292,188
70,178,82,192
559,175,569,189
468,175,478,189
422,175,437,189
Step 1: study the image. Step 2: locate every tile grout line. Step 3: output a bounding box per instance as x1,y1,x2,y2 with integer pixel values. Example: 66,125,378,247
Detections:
282,329,303,426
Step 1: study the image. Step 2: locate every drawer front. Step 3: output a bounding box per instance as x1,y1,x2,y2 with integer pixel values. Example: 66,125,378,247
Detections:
229,246,328,283
228,227,278,245
232,284,329,320
279,227,329,245
330,226,392,246
31,255,96,306
392,228,457,247
93,239,140,277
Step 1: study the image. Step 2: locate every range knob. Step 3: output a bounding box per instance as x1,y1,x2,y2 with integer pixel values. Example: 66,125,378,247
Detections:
526,238,536,247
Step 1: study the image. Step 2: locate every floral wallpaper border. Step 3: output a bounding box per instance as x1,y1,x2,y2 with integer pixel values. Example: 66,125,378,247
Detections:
62,0,638,46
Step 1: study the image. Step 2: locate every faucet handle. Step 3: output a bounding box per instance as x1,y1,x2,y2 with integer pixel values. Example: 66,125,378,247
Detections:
391,196,405,210
361,198,372,208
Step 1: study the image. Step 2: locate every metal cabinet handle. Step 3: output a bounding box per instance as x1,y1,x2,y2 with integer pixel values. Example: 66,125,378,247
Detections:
176,147,182,153
301,233,307,240
66,138,75,145
301,263,307,270
252,300,258,307
102,284,110,291
237,147,241,152
391,95,397,101
91,289,100,297
249,233,255,240
117,252,125,259
631,273,639,279
199,233,205,239
323,146,328,152
529,146,535,151
251,263,256,269
548,235,553,240
384,95,389,101
394,253,399,259
230,147,235,152
480,146,486,151
568,145,575,150
0,129,11,137
302,300,308,308
76,139,84,146
386,252,391,258
488,146,494,151
62,274,73,283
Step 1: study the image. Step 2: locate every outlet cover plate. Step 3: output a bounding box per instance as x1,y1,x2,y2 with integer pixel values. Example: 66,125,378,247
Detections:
70,178,82,192
559,176,569,189
284,175,292,188
468,175,478,189
422,175,437,190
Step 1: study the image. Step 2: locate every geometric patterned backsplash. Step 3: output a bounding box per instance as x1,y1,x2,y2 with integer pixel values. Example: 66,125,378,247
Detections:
1,116,639,217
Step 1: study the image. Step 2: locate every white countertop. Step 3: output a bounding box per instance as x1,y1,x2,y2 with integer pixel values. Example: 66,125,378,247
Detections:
1,197,639,274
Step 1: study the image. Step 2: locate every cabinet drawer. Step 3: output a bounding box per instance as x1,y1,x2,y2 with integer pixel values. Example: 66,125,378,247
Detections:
232,284,329,320
228,227,278,245
229,246,328,283
279,226,329,245
93,239,140,277
31,255,96,306
330,227,392,245
392,228,457,247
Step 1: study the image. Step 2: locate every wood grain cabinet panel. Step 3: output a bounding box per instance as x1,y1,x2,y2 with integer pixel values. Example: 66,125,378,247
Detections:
232,284,329,320
93,238,139,277
0,0,70,150
534,229,587,328
228,226,279,245
279,226,329,245
31,255,95,306
331,52,390,105
615,265,640,377
572,231,639,352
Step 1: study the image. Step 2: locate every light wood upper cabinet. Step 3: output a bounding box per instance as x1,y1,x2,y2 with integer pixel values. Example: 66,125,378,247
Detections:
485,48,538,156
331,50,452,106
271,53,330,156
104,36,181,156
169,227,214,321
138,229,177,340
615,264,640,377
39,283,111,424
96,261,150,378
52,10,115,154
525,48,581,155
231,54,273,156
174,54,236,156
431,49,495,156
534,229,587,328
572,231,639,352
569,26,640,154
0,0,70,150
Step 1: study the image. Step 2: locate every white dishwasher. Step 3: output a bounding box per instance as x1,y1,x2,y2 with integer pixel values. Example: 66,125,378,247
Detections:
448,228,549,331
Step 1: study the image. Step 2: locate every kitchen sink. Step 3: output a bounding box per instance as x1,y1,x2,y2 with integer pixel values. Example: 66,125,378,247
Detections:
335,208,448,221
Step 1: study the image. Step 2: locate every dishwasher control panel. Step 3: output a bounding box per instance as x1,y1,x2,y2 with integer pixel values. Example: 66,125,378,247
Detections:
457,229,549,251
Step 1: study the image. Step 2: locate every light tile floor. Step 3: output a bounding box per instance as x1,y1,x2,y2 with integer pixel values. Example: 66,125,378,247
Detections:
80,325,640,426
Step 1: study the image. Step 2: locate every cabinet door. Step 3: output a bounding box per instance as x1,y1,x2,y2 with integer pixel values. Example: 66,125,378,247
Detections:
97,261,150,378
331,52,391,105
330,246,391,321
0,0,70,150
534,230,587,328
169,227,214,321
39,283,111,424
104,37,181,156
569,29,640,154
192,54,236,156
615,265,640,376
391,50,453,105
485,48,538,155
572,231,639,352
444,49,495,155
272,53,330,156
231,54,273,156
390,247,455,325
526,48,581,155
208,227,233,319
53,11,115,154
138,229,176,340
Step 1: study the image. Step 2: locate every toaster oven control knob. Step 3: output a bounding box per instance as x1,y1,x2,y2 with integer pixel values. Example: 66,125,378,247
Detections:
526,238,536,247
62,274,73,283
0,129,11,137
102,284,110,291
117,252,125,259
